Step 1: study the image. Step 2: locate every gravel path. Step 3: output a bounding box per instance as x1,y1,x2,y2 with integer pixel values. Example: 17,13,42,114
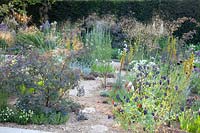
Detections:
63,78,125,133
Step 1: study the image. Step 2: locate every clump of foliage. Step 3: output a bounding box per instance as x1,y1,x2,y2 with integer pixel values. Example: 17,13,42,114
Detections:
0,50,80,115
91,61,114,87
179,109,200,133
31,111,69,125
0,105,69,125
16,21,61,52
85,25,112,63
0,106,33,125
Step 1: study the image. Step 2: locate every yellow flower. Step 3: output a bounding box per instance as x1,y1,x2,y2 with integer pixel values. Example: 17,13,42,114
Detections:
183,53,194,79
167,36,177,61
66,38,71,50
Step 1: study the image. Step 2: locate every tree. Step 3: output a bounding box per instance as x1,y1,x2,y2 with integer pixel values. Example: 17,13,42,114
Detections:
0,0,57,23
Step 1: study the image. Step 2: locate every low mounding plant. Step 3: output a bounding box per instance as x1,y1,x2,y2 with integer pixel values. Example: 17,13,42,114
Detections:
31,111,69,125
0,105,69,125
0,106,33,125
16,31,58,51
0,50,80,115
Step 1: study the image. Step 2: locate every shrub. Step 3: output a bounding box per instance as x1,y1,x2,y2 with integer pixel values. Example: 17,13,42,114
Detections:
0,50,80,114
173,18,200,45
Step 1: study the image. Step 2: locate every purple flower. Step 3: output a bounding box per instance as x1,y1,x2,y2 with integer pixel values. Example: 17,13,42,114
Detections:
0,23,8,31
144,109,147,115
194,68,200,73
134,97,138,102
195,51,200,57
175,86,178,91
155,71,160,75
41,20,50,32
167,79,170,85
161,76,167,80
138,65,142,71
116,94,120,101
119,109,124,113
159,80,162,85
126,98,130,103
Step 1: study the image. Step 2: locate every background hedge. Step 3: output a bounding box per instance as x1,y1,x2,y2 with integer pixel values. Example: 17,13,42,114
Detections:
26,0,200,24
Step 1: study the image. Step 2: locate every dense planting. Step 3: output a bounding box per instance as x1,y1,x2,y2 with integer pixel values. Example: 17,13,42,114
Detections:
0,1,200,132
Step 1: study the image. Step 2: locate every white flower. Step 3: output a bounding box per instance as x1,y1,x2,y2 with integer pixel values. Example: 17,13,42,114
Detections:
148,62,156,66
40,25,43,30
139,60,147,64
124,44,128,48
123,48,127,52
118,49,121,54
127,82,132,88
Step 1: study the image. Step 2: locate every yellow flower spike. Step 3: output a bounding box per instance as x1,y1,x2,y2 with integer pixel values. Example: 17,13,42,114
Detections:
167,36,177,61
120,49,126,72
128,45,134,63
66,38,71,50
71,36,83,51
183,53,194,79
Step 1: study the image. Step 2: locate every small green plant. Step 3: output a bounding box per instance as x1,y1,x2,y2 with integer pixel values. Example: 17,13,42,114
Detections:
0,106,15,122
14,109,33,125
0,39,8,50
0,106,33,125
179,109,200,133
0,106,68,125
111,48,122,60
91,61,114,88
0,91,9,107
16,31,58,51
31,111,69,125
